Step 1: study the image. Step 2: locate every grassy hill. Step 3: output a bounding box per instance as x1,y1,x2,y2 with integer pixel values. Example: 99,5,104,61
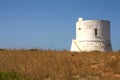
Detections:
0,49,120,80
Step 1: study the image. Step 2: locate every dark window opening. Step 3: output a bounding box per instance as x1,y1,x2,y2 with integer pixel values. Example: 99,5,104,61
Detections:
79,28,81,30
94,28,97,36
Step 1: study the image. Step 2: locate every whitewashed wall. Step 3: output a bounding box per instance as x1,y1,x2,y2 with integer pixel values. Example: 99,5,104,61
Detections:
71,18,112,52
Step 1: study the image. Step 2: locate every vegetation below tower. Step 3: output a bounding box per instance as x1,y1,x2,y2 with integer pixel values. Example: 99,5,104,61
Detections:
0,49,120,80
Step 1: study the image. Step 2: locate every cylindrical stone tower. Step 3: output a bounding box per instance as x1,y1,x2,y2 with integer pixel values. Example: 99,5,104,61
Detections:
71,18,112,52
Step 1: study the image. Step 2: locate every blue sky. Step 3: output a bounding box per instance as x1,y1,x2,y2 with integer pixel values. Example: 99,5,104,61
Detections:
0,0,120,51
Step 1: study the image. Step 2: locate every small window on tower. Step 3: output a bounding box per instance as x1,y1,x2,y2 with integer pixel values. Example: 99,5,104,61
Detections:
79,28,81,30
94,28,97,36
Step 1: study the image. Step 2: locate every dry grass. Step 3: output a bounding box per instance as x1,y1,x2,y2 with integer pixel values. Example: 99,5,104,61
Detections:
0,49,120,80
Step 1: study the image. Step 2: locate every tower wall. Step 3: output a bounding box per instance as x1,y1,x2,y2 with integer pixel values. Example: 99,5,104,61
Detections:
71,18,112,52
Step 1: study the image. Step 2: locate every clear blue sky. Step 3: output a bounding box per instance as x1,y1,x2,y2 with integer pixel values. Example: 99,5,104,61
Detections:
0,0,120,51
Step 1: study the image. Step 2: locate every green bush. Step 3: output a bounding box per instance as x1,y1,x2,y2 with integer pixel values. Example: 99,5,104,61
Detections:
118,49,120,52
0,71,30,80
0,48,5,51
29,48,39,51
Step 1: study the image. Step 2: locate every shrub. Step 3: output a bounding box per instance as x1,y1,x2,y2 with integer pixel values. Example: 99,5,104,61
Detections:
29,48,39,51
0,48,5,51
0,71,31,80
118,49,120,52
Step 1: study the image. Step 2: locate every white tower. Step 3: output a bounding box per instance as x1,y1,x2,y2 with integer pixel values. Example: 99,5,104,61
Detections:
71,18,112,52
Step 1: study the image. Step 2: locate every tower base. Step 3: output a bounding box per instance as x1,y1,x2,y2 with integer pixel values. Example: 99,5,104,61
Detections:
71,40,112,52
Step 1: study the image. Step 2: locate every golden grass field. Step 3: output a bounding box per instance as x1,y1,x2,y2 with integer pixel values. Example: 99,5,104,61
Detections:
0,49,120,80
